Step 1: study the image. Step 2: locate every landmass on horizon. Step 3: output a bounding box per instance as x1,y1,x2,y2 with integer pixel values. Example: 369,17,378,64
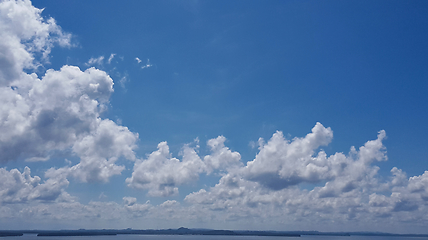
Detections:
1,228,428,238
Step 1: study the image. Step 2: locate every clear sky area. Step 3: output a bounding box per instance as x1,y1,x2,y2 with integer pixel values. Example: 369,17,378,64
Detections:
1,0,428,234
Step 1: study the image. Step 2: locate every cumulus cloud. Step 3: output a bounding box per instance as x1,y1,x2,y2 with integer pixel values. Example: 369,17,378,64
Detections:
183,125,428,231
243,122,334,190
123,197,152,217
0,0,139,186
0,65,114,163
0,0,115,163
1,119,428,231
126,136,242,197
0,3,144,227
46,119,138,183
314,130,387,198
126,141,204,197
0,0,71,86
0,167,69,204
0,0,144,185
204,136,242,174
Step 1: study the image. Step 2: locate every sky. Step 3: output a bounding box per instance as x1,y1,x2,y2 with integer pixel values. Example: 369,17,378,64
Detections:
1,0,428,234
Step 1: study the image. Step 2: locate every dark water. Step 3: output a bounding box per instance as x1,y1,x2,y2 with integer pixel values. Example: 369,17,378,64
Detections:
14,235,428,240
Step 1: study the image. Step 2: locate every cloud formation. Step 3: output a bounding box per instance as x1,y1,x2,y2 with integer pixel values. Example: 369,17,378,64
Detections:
126,141,204,196
0,0,71,86
126,136,242,197
0,167,69,204
0,0,138,184
107,54,115,64
182,128,428,231
243,122,334,190
2,0,428,233
86,56,104,66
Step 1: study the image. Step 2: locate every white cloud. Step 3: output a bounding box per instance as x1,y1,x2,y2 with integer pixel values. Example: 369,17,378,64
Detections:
121,126,427,231
123,196,137,206
123,197,152,217
183,125,428,231
160,200,178,208
0,0,139,186
126,141,204,197
107,53,115,64
45,119,138,183
204,136,242,174
126,136,243,197
408,171,428,194
1,124,428,232
141,59,152,69
243,122,334,190
0,65,115,163
0,0,71,86
25,156,50,162
68,119,138,182
86,56,104,66
135,57,152,69
0,166,69,204
119,76,128,89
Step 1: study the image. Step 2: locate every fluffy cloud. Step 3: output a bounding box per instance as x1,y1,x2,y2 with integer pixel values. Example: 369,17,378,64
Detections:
315,130,387,198
123,197,152,217
0,0,138,184
0,167,69,204
45,119,138,183
1,120,428,231
126,141,204,196
204,136,242,174
126,136,242,197
0,66,115,162
183,126,428,231
69,119,137,182
0,0,70,86
0,2,142,226
243,122,334,190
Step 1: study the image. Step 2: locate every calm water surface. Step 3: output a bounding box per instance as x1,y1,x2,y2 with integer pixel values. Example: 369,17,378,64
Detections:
15,234,428,240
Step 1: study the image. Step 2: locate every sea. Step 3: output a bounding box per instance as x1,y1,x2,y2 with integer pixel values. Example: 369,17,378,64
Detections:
11,235,428,240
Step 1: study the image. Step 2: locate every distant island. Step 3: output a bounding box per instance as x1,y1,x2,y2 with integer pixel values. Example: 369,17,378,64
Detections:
34,228,300,237
0,228,428,238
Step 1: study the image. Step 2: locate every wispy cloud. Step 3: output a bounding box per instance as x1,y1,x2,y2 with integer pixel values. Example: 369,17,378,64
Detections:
120,75,128,90
107,53,116,64
85,56,104,66
141,59,153,69
135,57,153,69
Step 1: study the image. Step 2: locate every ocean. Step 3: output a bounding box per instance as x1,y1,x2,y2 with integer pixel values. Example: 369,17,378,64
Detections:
13,234,428,240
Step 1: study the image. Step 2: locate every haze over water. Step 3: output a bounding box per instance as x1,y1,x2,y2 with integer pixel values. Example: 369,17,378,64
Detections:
15,235,428,240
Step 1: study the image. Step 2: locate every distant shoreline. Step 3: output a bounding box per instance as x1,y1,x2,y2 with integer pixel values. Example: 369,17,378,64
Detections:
1,228,428,238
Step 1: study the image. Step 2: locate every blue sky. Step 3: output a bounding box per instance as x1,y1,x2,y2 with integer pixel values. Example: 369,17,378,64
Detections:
1,0,428,233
